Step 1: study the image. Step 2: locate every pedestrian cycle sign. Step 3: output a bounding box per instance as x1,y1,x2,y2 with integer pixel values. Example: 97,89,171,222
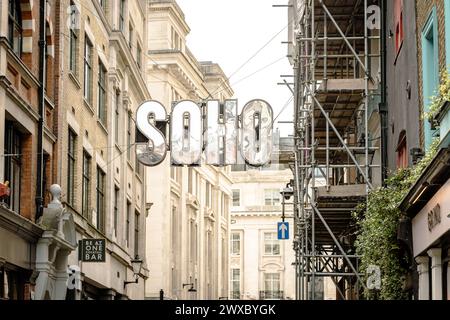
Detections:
277,222,289,240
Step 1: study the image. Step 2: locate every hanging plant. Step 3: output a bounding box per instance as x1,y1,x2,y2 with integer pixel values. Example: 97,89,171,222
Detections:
424,70,450,127
353,138,440,300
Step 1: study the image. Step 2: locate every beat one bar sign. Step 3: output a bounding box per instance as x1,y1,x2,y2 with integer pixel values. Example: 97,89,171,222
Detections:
78,239,106,262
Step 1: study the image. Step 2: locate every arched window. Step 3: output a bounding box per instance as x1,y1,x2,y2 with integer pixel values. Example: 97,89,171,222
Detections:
8,0,23,55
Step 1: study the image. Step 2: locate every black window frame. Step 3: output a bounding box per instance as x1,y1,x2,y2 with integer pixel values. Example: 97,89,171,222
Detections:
114,187,119,236
67,129,76,207
84,35,93,103
82,150,91,217
8,0,23,56
4,122,22,213
98,59,107,125
119,0,125,32
96,167,106,232
134,211,140,256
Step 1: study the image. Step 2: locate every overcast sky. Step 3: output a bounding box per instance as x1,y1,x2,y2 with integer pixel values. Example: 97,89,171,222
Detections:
176,0,294,136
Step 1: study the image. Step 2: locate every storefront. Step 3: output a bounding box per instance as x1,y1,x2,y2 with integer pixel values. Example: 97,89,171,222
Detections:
0,206,43,300
401,147,450,300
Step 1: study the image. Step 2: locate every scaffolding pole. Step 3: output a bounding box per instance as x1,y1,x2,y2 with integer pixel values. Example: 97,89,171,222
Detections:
291,0,380,300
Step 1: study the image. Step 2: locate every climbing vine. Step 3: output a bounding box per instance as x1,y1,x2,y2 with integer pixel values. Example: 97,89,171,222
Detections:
424,69,450,125
353,138,440,300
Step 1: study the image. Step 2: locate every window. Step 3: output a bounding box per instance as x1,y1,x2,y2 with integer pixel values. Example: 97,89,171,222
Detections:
4,122,22,213
8,0,22,56
135,151,143,177
69,1,79,74
394,0,404,55
82,151,91,217
115,90,120,144
231,233,240,256
206,182,211,207
421,7,439,151
98,60,107,125
129,22,133,48
126,201,131,246
232,189,240,207
100,0,106,12
119,0,125,32
263,273,281,299
96,167,105,232
396,131,408,169
189,220,197,263
137,43,142,69
114,187,119,236
264,189,280,206
127,112,132,161
188,168,193,193
134,211,140,256
67,130,76,207
230,269,240,300
84,35,93,103
264,232,280,255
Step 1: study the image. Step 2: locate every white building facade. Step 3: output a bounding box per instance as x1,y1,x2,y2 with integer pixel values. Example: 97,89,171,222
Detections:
229,168,296,300
144,0,234,300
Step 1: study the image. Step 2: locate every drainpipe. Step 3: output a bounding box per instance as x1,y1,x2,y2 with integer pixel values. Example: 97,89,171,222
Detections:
36,0,47,220
379,0,388,184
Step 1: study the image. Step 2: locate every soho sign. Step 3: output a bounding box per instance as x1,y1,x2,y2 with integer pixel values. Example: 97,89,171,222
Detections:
135,99,273,167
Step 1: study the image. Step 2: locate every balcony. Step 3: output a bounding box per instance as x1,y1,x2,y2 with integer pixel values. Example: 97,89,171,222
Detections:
259,291,284,300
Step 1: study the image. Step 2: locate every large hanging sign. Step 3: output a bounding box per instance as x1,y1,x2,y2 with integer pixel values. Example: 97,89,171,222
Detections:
135,99,273,167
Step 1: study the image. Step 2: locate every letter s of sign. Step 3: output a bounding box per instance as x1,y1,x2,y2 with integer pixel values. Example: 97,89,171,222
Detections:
136,100,168,166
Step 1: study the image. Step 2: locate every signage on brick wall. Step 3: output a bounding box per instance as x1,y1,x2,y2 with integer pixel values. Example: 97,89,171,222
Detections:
78,239,106,262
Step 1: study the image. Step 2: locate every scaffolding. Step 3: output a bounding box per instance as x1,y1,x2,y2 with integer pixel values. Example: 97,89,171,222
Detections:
291,0,381,300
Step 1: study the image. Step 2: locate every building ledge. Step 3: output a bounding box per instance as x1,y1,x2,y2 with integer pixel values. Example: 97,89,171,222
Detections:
400,147,450,217
0,206,43,242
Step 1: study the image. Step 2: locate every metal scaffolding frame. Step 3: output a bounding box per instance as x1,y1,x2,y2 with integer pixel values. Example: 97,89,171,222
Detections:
291,0,380,300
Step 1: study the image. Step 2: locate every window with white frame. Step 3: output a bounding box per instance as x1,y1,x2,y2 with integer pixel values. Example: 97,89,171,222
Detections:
264,189,280,206
230,232,241,256
263,273,281,299
230,269,240,299
264,232,280,255
232,189,240,207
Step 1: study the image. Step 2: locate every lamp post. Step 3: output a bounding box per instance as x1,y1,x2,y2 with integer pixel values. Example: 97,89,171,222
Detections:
124,256,143,287
182,283,197,292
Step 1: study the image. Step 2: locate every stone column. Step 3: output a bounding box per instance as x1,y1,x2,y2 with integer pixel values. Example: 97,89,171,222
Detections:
427,248,442,300
415,256,429,300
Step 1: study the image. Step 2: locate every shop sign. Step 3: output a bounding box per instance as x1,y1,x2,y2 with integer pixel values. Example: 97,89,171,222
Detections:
78,239,106,262
427,204,441,232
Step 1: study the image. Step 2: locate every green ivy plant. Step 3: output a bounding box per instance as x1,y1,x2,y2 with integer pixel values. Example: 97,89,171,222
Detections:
353,138,440,300
425,69,450,124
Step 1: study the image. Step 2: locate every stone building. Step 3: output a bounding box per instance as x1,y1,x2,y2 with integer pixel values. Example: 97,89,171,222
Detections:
0,0,60,300
144,0,234,300
57,0,151,300
1,0,152,300
229,167,296,300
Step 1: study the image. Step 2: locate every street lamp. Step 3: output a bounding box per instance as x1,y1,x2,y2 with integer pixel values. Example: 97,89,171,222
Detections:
124,255,143,287
182,283,197,292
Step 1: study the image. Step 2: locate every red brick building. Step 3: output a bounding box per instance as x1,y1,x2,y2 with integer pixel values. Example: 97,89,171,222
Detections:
0,0,60,299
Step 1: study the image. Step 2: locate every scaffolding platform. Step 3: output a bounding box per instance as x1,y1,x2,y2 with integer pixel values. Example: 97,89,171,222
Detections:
314,185,366,244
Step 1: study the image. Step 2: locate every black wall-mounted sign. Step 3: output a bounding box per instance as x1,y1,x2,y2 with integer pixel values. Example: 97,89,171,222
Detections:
78,239,106,262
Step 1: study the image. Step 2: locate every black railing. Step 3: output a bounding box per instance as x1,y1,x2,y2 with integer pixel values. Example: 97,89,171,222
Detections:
259,291,284,300
230,291,240,300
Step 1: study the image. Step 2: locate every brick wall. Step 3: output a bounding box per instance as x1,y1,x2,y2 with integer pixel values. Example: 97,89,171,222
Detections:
416,0,447,148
